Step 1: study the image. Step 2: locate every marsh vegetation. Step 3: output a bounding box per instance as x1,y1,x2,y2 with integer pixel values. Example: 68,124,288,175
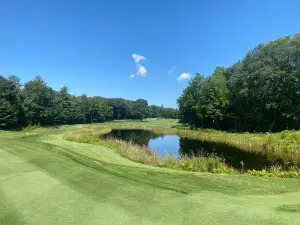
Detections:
64,119,300,177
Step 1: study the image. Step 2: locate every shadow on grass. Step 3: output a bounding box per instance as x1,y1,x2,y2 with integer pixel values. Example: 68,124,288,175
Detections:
276,204,300,213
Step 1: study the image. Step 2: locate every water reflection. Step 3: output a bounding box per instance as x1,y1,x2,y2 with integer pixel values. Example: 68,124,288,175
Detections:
149,135,180,158
105,129,163,146
104,129,270,170
179,138,268,170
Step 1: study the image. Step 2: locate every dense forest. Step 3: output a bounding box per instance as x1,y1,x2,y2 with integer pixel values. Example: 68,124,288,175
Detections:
0,76,178,129
177,34,300,132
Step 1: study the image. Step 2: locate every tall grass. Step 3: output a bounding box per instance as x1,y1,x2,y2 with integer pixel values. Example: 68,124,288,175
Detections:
116,140,232,173
171,125,300,169
21,125,57,132
64,124,300,177
102,122,300,168
65,127,233,173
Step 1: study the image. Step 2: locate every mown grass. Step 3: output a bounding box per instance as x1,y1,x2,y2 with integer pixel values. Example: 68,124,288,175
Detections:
0,125,57,134
107,118,179,128
3,123,300,224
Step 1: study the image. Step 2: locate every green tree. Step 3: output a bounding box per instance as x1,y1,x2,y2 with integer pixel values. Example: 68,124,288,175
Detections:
0,99,16,129
198,67,229,128
76,94,90,123
177,73,204,126
0,76,20,128
131,99,149,121
178,34,300,132
23,76,56,125
55,86,74,124
89,97,113,123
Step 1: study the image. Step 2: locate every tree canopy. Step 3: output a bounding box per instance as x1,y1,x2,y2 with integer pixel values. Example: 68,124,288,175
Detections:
0,76,178,129
177,34,300,132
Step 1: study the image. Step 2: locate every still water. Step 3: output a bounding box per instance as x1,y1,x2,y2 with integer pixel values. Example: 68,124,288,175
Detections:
104,129,270,170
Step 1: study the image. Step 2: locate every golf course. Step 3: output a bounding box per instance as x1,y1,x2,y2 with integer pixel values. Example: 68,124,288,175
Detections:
1,119,300,225
2,1,300,224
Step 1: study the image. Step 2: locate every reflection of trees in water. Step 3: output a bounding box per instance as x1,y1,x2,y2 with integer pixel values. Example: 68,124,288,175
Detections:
106,129,163,146
106,130,271,170
179,138,269,170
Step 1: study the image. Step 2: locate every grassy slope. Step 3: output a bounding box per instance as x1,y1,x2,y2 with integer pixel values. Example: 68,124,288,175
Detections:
1,121,300,224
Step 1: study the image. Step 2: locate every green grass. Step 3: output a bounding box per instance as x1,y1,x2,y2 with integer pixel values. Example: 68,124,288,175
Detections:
21,124,58,132
105,119,300,169
107,118,179,128
276,204,300,213
1,121,300,224
66,130,232,174
65,122,300,177
171,125,300,168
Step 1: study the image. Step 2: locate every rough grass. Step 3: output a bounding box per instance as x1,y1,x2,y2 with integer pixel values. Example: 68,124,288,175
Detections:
276,204,300,213
21,125,57,132
65,122,300,177
66,130,232,173
171,125,300,169
105,119,300,169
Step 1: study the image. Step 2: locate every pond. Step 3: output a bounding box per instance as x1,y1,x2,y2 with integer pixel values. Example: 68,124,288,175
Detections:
104,129,270,170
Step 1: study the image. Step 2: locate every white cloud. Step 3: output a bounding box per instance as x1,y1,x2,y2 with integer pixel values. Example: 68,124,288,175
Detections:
177,72,191,81
131,53,148,77
132,53,146,63
168,66,176,74
136,65,147,77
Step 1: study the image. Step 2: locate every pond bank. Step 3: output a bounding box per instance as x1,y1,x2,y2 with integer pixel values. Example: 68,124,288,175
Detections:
65,121,300,178
104,122,300,169
105,129,272,171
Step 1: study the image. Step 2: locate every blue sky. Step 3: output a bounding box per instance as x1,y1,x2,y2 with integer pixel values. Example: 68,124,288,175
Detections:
1,0,299,107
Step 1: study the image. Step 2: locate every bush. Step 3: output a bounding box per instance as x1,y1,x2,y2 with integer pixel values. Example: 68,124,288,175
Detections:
247,167,300,178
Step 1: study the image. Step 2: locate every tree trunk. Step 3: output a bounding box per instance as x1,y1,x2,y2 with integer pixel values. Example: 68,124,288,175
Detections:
234,119,237,132
268,119,276,132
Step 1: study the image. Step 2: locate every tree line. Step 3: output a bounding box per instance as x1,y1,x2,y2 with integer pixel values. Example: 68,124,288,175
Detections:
0,75,178,129
177,34,300,132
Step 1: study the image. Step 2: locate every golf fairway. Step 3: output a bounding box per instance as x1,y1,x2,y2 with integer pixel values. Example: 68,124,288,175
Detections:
1,126,300,225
